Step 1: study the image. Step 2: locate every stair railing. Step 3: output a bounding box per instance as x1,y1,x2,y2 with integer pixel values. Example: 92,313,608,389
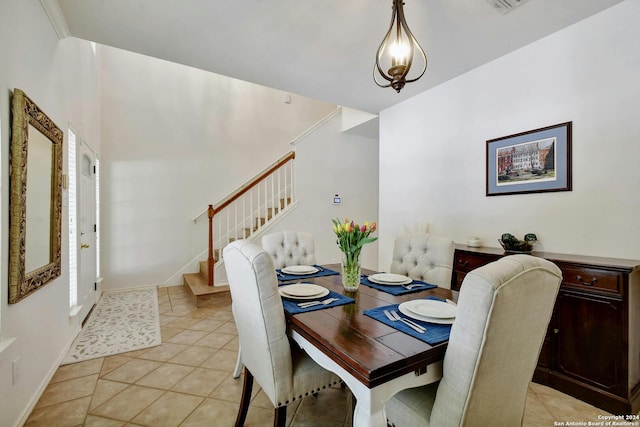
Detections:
197,151,296,286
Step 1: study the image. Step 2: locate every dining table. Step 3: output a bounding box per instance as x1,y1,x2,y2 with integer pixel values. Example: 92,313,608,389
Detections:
279,264,457,427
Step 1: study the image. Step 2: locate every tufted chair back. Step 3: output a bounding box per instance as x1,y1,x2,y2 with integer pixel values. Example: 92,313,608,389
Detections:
223,240,293,403
389,232,455,288
262,231,316,268
385,255,562,426
223,240,340,427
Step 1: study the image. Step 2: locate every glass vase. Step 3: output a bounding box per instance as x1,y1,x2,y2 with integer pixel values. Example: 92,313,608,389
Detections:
341,254,361,292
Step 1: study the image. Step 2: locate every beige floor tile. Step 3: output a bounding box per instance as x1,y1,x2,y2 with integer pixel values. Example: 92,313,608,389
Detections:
223,338,240,354
194,331,236,349
172,367,228,396
100,355,135,378
166,329,209,345
89,385,164,421
209,310,234,321
187,318,225,332
524,391,556,426
158,314,180,326
51,359,104,384
201,348,239,372
119,348,151,359
243,405,276,427
25,396,91,427
184,307,217,319
137,342,188,362
168,305,197,316
215,321,238,335
102,359,162,383
542,391,610,422
169,345,218,366
210,373,258,403
130,391,203,427
83,415,126,426
26,298,614,427
291,386,351,425
160,326,183,341
164,316,202,329
158,303,174,315
35,374,99,409
90,380,129,410
135,363,195,389
180,397,239,426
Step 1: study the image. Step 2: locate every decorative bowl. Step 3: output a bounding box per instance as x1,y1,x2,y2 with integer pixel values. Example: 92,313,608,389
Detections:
498,238,535,253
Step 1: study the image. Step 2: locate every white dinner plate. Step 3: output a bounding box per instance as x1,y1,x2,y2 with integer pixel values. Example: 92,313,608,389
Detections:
281,265,319,275
279,283,329,300
398,302,456,325
368,273,412,286
404,299,456,319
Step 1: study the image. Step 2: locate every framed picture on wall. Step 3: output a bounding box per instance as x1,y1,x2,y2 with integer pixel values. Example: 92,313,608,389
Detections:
486,122,572,196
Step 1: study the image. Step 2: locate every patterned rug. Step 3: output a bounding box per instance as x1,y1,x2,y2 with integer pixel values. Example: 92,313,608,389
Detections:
61,286,161,365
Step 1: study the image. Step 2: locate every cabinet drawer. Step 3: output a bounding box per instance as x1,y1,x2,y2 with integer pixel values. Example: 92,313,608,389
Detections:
560,266,622,294
454,254,496,274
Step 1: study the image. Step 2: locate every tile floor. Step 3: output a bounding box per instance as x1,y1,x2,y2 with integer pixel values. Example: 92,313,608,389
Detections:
25,285,617,426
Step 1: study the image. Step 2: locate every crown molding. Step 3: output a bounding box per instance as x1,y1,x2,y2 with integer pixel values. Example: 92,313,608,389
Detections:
39,0,71,40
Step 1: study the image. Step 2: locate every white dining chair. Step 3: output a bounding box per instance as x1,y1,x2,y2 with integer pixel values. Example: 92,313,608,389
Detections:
223,240,341,427
385,254,562,427
262,230,316,269
232,230,317,379
389,232,455,288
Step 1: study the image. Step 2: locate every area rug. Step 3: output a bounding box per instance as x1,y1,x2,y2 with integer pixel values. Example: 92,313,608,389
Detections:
61,286,161,365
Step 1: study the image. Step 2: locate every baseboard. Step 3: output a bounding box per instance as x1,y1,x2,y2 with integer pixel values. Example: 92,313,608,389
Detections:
14,323,82,427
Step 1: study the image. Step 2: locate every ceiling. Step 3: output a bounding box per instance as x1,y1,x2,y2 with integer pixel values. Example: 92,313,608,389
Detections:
55,0,622,114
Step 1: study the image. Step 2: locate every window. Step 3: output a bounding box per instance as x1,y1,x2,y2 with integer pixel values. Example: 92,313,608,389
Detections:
68,126,78,312
95,158,101,278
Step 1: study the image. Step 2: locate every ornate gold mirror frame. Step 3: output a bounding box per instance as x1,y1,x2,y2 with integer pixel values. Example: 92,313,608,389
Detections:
9,89,63,303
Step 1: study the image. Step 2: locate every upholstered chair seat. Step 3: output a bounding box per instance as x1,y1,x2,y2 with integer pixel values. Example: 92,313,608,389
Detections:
262,231,316,268
389,232,455,288
385,255,562,427
223,240,341,427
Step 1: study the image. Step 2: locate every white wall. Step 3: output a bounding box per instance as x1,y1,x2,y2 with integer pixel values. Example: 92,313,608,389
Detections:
99,47,336,289
265,109,380,270
378,0,640,269
0,1,102,426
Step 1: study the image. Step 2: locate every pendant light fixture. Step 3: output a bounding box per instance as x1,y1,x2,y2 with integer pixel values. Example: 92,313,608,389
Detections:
374,0,427,93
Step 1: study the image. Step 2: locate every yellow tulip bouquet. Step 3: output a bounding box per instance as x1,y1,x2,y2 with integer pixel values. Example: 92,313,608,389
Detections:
331,218,378,290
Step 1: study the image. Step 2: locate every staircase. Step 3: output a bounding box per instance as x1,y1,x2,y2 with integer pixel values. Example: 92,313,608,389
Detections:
183,152,296,306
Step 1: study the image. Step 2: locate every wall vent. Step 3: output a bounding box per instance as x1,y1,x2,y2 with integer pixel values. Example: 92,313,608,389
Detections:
486,0,530,14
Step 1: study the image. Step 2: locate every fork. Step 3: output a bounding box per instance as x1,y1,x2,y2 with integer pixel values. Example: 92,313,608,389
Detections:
400,283,423,290
385,309,426,333
297,297,338,308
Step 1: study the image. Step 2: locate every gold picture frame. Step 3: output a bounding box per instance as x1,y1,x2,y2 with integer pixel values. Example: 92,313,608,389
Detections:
9,89,63,303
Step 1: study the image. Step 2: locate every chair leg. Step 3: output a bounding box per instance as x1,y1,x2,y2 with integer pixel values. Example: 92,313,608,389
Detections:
234,368,254,427
273,405,287,427
233,345,243,378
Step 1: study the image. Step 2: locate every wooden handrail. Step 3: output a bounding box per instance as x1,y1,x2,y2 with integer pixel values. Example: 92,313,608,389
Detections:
212,151,295,214
206,150,295,286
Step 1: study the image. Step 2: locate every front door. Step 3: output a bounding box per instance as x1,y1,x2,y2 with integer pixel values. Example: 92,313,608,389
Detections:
78,142,97,323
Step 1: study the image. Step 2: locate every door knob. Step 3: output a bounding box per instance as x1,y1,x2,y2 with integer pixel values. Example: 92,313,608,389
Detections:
81,243,90,249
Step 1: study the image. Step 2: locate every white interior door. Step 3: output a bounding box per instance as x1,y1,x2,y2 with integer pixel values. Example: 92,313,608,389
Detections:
78,143,97,322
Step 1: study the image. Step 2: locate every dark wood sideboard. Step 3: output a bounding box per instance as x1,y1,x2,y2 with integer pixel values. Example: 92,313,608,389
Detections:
451,244,640,415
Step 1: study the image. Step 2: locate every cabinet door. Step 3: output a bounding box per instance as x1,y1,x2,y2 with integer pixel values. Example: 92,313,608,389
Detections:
555,290,624,395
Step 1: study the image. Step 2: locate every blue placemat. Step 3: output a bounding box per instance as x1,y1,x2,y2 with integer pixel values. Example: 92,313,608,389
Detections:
276,265,340,282
281,290,355,315
360,275,437,296
364,296,451,345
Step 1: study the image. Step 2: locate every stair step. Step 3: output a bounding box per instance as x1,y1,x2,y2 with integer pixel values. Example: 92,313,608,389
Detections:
183,272,230,308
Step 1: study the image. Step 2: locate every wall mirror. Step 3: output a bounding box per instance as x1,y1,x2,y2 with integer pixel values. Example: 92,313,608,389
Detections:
9,88,63,304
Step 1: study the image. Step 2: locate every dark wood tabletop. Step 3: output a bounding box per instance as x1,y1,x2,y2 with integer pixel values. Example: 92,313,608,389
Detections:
284,264,456,389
